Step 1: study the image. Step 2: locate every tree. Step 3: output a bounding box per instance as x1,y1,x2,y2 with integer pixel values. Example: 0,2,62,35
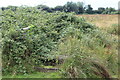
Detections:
102,7,116,14
1,7,6,11
1,6,17,11
92,10,99,14
54,6,64,12
77,2,84,14
63,2,79,14
85,5,93,14
98,7,105,14
36,5,53,12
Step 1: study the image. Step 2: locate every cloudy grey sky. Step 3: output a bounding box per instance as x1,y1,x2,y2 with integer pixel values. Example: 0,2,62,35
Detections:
0,0,119,10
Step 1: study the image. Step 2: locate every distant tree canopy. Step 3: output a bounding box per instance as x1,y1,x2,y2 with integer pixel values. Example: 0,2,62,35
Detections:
85,5,93,14
1,6,17,11
102,7,116,14
62,2,84,14
98,7,105,14
36,5,53,12
64,2,78,13
54,6,64,12
0,1,119,14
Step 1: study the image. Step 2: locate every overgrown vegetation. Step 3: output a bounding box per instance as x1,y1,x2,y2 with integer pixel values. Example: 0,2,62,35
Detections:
1,6,118,78
107,24,119,35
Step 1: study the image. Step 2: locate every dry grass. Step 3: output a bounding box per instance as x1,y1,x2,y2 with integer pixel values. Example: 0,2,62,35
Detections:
77,14,118,29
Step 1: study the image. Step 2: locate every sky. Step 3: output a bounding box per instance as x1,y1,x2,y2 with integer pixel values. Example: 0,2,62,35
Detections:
0,0,119,10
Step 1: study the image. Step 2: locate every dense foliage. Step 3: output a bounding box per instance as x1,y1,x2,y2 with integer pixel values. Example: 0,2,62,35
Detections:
1,6,118,78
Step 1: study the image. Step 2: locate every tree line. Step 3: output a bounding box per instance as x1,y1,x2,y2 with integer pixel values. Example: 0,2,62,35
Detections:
1,1,119,14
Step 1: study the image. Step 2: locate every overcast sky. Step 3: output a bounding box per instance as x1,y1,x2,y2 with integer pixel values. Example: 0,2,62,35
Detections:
0,0,119,10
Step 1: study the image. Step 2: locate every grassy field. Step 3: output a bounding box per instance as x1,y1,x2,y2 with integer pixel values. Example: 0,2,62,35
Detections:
77,14,118,29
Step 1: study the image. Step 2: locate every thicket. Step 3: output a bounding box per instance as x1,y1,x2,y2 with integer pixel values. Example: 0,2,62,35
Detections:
1,7,118,78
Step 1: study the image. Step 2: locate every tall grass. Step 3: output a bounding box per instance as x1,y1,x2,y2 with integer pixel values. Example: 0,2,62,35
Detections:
56,35,118,78
107,24,119,35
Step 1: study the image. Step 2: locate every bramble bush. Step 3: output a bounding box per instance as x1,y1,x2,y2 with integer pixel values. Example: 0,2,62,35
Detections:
1,6,118,78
